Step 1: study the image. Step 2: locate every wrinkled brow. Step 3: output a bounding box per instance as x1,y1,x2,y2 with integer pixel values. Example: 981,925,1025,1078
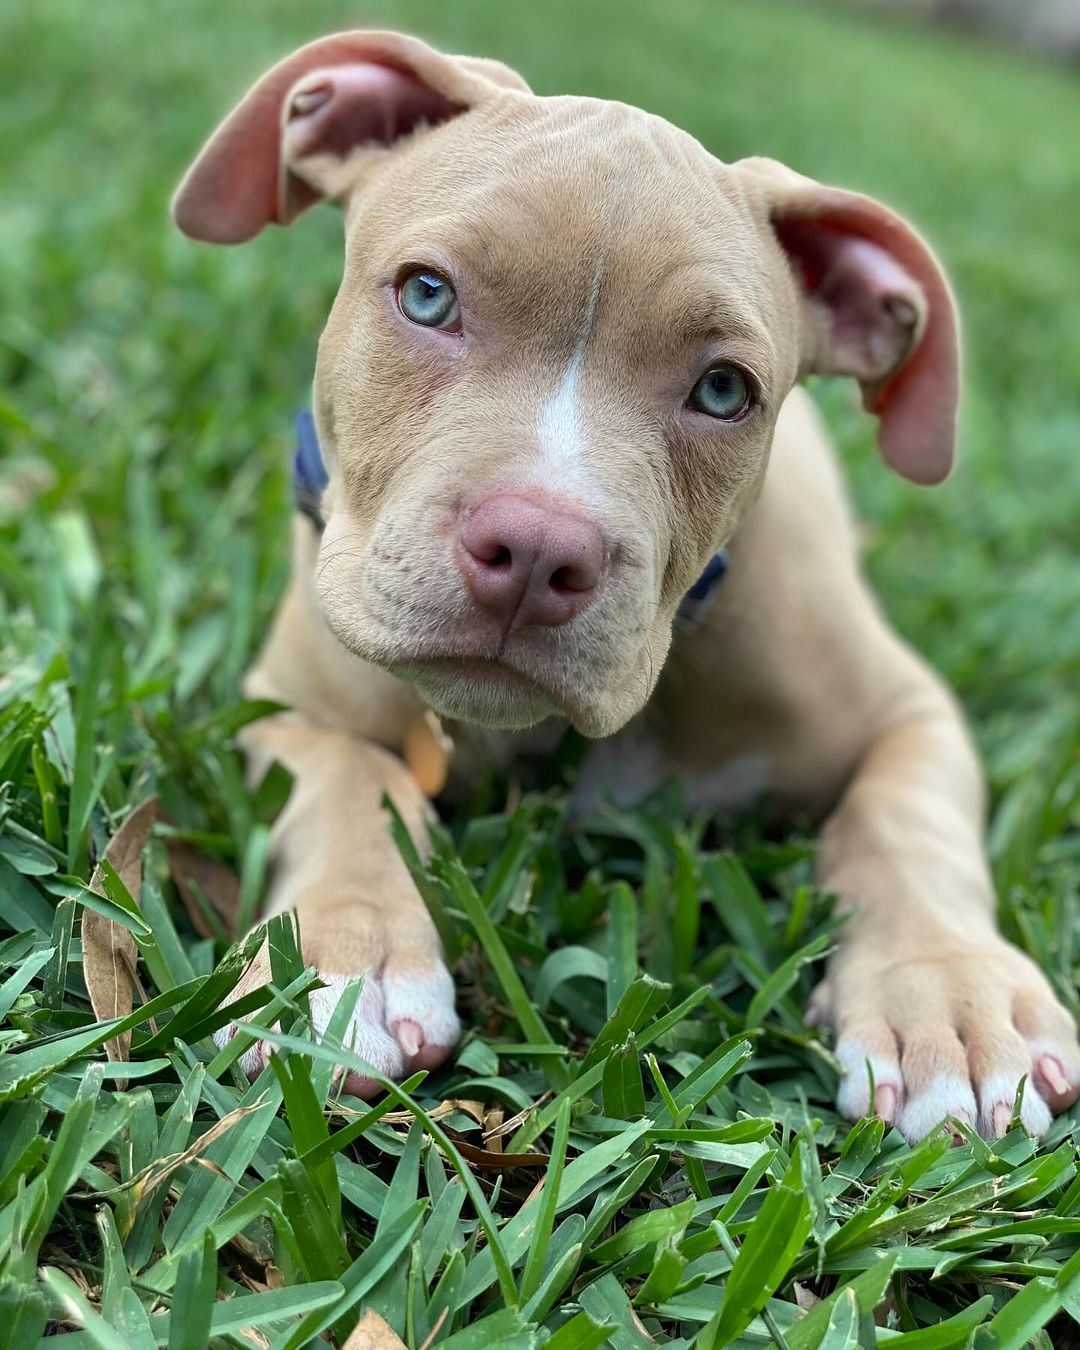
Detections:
645,257,777,377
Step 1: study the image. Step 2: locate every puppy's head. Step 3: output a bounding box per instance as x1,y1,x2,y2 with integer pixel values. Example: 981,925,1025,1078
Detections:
175,31,959,738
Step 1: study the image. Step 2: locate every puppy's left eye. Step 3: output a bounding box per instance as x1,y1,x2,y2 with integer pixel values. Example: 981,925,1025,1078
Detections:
689,363,753,420
397,269,460,330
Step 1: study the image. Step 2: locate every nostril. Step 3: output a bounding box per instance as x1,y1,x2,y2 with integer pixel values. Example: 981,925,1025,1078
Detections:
549,563,593,594
464,536,514,568
458,493,606,625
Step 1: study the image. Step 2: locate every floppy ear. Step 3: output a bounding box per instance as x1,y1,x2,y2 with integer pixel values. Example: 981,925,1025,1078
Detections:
172,30,530,245
738,157,960,485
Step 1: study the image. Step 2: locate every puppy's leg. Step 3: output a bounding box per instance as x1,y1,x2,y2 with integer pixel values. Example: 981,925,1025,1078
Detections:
813,677,1080,1142
216,713,458,1094
657,390,1079,1141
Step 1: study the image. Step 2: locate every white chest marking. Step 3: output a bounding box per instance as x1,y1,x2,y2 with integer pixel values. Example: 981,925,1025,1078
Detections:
536,262,604,480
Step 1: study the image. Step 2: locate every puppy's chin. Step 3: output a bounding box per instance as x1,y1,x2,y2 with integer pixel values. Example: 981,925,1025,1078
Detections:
397,659,650,740
404,663,561,732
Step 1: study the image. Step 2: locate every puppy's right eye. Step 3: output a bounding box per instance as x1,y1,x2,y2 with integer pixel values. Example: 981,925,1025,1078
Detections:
688,363,753,420
397,270,461,331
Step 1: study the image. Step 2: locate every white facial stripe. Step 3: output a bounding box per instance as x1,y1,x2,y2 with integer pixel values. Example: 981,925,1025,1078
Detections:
536,261,604,483
537,351,585,468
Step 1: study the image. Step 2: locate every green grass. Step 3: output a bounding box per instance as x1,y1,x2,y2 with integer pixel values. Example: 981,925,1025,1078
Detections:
2,0,1080,1344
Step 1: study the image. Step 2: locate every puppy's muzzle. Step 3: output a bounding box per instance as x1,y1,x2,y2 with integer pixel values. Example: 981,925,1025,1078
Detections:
457,493,607,631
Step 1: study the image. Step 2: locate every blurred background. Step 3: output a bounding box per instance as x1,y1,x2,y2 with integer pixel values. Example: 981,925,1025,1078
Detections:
857,0,1080,58
2,0,1078,791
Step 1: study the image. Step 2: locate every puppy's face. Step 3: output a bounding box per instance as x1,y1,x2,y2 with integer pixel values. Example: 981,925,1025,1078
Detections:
314,99,796,736
174,33,958,737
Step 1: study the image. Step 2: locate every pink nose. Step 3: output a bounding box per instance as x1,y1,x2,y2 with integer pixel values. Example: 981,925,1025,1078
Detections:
458,494,606,628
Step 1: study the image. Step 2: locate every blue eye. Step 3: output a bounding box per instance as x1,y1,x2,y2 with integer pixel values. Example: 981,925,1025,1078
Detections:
689,364,752,420
398,269,460,329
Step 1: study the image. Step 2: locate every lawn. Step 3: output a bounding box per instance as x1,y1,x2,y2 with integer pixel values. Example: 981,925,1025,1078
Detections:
2,0,1079,1345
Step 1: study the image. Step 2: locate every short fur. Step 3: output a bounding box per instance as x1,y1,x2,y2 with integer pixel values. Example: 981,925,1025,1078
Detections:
175,31,1079,1139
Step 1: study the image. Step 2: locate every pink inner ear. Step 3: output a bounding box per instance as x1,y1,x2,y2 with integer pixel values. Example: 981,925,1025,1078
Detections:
173,43,464,245
285,64,457,159
279,64,460,224
777,202,960,486
779,223,927,387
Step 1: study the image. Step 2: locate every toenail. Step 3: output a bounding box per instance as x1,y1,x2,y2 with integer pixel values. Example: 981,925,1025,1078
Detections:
396,1020,422,1058
992,1102,1012,1138
1038,1054,1069,1097
874,1084,898,1123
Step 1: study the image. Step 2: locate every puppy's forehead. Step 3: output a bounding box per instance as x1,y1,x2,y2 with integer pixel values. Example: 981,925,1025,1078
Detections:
365,94,767,288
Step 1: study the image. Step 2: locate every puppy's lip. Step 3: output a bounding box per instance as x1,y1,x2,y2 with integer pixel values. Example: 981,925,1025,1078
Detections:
392,649,575,712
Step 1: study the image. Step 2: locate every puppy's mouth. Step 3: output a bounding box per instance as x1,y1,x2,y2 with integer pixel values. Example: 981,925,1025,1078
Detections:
312,528,665,738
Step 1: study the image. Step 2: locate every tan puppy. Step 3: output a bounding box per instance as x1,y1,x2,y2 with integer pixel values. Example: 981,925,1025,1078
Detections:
174,31,1080,1140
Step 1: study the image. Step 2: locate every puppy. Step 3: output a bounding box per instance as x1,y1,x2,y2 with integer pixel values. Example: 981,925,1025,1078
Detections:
174,30,1080,1141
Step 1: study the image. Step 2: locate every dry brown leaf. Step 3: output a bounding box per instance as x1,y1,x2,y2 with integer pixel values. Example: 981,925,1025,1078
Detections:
453,1099,488,1127
341,1309,408,1349
482,1092,551,1142
165,835,241,937
228,1229,275,1270
442,1127,549,1171
379,1098,486,1128
82,796,158,1067
483,1106,504,1154
794,1281,821,1312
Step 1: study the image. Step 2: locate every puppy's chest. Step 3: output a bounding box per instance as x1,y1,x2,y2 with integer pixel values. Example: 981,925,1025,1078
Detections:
444,716,770,815
573,725,770,815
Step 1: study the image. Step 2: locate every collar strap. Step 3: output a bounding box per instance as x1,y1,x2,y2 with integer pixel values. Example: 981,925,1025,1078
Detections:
293,410,329,531
292,409,727,623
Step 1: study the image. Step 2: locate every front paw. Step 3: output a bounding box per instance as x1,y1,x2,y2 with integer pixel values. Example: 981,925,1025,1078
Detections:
811,938,1080,1143
214,918,460,1098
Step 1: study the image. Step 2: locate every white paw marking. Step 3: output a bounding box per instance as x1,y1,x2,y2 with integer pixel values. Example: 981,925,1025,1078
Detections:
214,962,459,1084
977,1071,1052,1139
383,966,460,1049
311,974,405,1080
236,1035,267,1081
835,1039,902,1121
897,1076,977,1143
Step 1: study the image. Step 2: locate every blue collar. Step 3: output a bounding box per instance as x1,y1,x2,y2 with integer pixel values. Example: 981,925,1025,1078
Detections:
293,410,727,623
293,410,330,530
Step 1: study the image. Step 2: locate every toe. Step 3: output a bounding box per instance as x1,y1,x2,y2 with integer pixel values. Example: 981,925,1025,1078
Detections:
238,1037,269,1080
898,1029,976,1143
312,974,405,1093
804,980,834,1030
835,1024,903,1124
382,960,460,1071
965,1021,1052,1139
1013,990,1080,1113
213,1020,270,1080
975,1072,1052,1139
898,1076,978,1144
1032,1051,1079,1112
